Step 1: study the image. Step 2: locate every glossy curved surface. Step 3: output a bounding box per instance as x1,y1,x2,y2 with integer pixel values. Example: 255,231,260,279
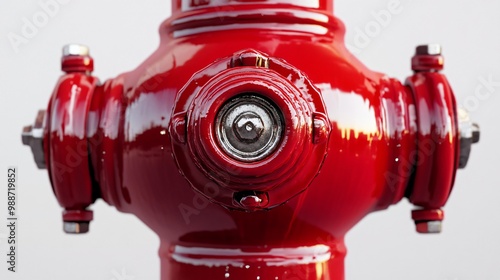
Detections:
405,72,459,209
48,74,98,212
33,0,464,279
170,50,330,211
97,19,419,277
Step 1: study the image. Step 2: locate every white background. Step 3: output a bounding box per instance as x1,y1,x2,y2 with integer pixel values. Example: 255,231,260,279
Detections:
0,1,499,280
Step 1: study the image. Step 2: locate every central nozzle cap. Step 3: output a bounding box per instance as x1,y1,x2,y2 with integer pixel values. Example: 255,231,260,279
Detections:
216,95,283,162
171,50,331,210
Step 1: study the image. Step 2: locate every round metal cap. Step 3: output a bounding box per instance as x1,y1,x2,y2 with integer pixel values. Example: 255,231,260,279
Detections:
216,95,283,162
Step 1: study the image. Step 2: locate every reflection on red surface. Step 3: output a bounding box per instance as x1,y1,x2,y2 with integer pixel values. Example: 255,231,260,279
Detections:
36,1,463,279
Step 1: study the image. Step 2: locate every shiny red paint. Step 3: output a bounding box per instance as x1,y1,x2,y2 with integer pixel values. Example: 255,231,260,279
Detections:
61,55,94,73
170,49,331,211
33,0,463,279
405,72,459,209
47,72,98,224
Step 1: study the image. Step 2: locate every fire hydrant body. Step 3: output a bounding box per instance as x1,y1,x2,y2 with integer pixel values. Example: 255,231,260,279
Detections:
22,1,479,279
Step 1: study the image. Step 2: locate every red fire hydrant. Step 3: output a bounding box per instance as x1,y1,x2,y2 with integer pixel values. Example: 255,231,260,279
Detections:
22,1,479,279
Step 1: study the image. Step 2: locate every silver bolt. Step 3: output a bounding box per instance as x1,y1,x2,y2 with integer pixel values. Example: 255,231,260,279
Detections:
22,110,46,169
457,108,480,168
234,112,265,142
472,123,480,144
416,44,442,56
458,108,473,138
417,221,442,234
63,222,90,234
63,44,90,57
21,125,33,146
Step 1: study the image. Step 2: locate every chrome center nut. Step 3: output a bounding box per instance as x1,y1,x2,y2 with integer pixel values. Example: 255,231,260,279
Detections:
234,112,265,142
216,95,283,162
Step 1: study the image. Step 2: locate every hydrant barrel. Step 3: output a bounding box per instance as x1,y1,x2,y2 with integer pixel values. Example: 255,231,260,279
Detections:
21,1,479,279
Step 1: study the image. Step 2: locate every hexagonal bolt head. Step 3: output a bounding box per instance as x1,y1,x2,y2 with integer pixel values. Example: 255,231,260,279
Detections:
458,108,480,168
472,123,480,144
22,110,46,169
63,222,90,234
415,221,442,234
416,44,442,56
63,44,90,57
234,113,265,142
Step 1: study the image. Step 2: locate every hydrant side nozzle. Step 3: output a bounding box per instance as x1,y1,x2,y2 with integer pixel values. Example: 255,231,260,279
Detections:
46,50,101,234
405,44,465,234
